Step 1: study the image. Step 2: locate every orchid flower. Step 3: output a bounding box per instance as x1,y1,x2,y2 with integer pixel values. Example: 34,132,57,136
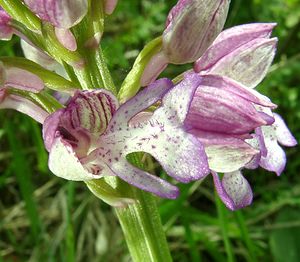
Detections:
0,0,296,215
182,22,293,210
209,112,297,210
43,75,210,199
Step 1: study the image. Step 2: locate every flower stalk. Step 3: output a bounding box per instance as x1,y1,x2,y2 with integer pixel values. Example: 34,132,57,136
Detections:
114,154,172,262
115,188,172,262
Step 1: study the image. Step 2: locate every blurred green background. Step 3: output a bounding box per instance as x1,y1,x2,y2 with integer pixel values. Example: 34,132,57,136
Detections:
0,0,300,261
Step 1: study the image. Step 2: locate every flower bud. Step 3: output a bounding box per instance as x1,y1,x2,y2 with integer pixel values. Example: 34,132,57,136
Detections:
163,0,230,64
24,0,88,28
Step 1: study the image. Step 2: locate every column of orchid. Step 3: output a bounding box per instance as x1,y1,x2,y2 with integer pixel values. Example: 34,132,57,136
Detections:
0,0,296,261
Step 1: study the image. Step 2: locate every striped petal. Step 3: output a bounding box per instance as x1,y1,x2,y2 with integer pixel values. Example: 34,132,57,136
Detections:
195,23,276,72
185,84,274,134
206,38,277,88
163,0,230,64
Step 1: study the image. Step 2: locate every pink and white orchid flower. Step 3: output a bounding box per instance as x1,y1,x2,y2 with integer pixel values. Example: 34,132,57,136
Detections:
43,75,210,199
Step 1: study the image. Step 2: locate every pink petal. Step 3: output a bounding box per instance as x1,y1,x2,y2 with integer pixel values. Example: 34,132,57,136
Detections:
108,78,173,132
110,160,179,199
0,93,49,123
140,51,168,86
55,27,77,51
163,0,230,64
186,85,273,134
24,0,88,28
0,8,13,40
206,38,277,88
212,171,253,210
200,74,277,108
5,67,44,92
88,75,209,196
48,137,102,181
258,125,286,176
273,113,297,147
195,23,276,72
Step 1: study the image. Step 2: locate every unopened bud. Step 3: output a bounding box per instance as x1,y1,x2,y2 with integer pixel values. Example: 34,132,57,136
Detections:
163,0,230,64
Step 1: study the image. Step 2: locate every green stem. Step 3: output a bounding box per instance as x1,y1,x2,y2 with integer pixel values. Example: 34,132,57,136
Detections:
115,187,172,262
114,153,172,261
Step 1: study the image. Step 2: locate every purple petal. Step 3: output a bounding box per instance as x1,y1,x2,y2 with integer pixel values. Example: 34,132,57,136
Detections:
0,93,49,123
0,8,13,40
140,51,168,87
144,74,209,181
195,23,276,72
258,125,286,176
273,113,297,147
24,0,88,28
206,38,277,88
108,78,173,132
43,109,64,151
68,90,118,135
89,75,209,197
163,0,230,63
55,27,77,51
110,160,179,199
200,74,277,108
212,171,253,210
185,85,273,134
191,130,258,173
244,134,262,169
5,67,44,92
